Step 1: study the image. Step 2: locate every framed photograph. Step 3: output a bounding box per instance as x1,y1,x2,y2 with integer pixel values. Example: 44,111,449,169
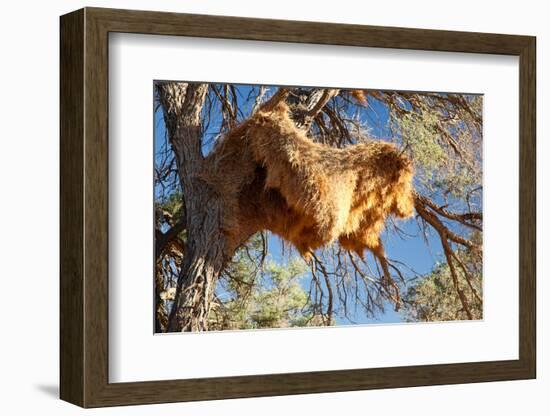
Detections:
60,7,536,408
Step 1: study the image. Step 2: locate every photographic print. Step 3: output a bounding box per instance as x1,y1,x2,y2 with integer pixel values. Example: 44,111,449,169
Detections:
154,82,483,333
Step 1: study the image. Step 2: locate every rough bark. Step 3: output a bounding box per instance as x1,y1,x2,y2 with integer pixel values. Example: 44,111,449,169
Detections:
167,192,226,331
157,82,228,332
155,260,168,333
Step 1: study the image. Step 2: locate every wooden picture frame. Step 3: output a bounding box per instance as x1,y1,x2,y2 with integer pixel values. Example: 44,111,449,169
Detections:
60,7,536,408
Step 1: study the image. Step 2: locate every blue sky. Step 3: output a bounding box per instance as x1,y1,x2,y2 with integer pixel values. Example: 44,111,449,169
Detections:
154,84,446,326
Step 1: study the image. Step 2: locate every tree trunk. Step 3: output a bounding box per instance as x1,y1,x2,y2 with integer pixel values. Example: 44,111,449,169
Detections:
157,82,229,331
167,185,227,331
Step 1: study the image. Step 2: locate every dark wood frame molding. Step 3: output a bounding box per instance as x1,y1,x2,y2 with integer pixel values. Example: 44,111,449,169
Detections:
60,7,536,408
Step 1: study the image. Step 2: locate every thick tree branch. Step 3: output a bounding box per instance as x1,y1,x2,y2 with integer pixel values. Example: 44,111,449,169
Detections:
303,89,339,129
414,198,476,320
414,194,481,252
286,88,339,129
251,86,268,114
414,191,482,231
155,219,187,258
258,87,290,112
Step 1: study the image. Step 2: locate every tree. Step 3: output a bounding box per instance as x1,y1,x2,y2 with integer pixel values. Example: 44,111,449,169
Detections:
403,232,482,321
154,83,483,331
208,252,319,330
